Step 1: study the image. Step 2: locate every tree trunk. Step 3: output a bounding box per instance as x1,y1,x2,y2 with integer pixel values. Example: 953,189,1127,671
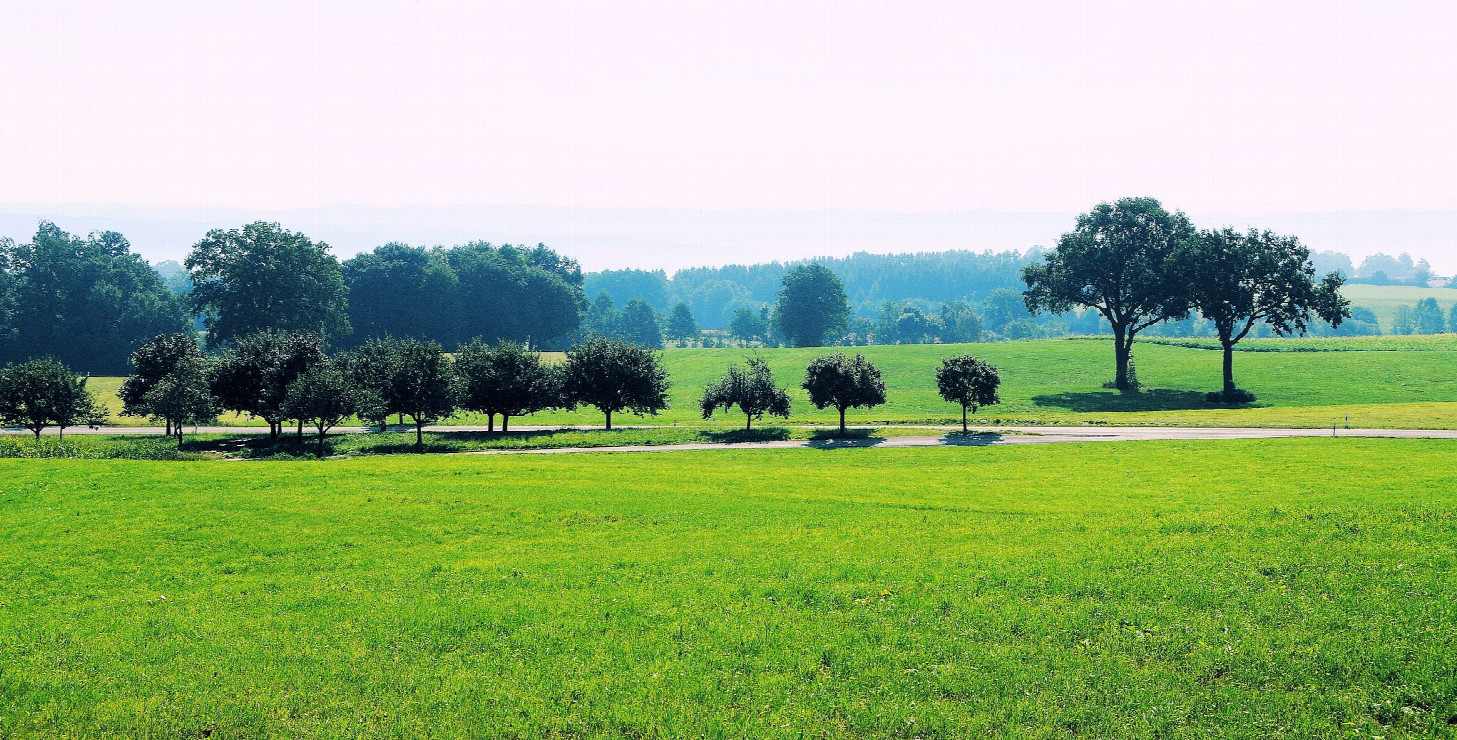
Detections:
838,407,847,434
416,420,424,446
176,429,184,449
487,413,494,432
58,426,64,440
1113,327,1132,390
1222,340,1237,395
502,415,510,432
269,422,279,440
398,414,404,426
296,419,304,441
165,419,172,436
604,409,612,431
32,427,40,439
317,431,326,457
746,413,752,430
962,404,968,433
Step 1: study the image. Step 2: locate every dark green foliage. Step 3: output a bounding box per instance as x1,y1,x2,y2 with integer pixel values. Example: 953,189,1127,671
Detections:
935,355,1001,431
665,302,699,343
118,333,207,425
583,269,670,312
1023,197,1195,389
1414,297,1445,335
1178,229,1350,398
455,340,560,431
442,242,584,349
728,306,768,344
936,300,985,343
209,331,326,438
561,337,670,429
772,263,850,347
335,338,401,431
619,299,664,349
282,363,359,456
338,243,458,349
802,352,886,432
0,223,191,374
186,222,350,348
0,357,106,438
385,338,462,445
141,354,217,447
584,292,621,337
700,357,792,429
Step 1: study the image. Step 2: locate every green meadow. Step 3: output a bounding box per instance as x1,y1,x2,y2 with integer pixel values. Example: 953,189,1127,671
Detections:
2,439,1455,738
1341,284,1457,328
90,335,1457,431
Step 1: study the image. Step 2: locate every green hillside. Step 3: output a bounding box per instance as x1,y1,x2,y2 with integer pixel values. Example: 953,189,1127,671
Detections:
1340,283,1457,328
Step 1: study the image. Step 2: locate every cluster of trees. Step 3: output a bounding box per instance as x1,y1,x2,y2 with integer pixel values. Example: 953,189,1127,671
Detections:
1023,198,1351,400
1390,297,1457,335
110,331,675,453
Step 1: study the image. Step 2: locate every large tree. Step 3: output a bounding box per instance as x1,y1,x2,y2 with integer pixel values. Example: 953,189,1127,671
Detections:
0,223,191,374
772,263,850,347
1022,197,1195,390
0,357,107,439
119,332,208,436
340,243,459,349
456,339,560,431
935,355,1001,432
802,352,886,433
561,337,670,430
700,357,792,430
1179,228,1349,401
186,222,350,348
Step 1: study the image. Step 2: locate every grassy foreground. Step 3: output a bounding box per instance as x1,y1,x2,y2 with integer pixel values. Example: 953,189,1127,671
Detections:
3,439,1456,738
87,335,1457,430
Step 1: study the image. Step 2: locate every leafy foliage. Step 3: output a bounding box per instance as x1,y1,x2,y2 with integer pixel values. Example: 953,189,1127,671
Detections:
935,355,1001,431
700,357,792,429
455,340,559,431
141,354,217,446
773,263,850,347
665,303,699,343
0,357,106,437
282,363,359,456
801,352,886,432
562,337,670,429
209,331,325,437
118,333,208,421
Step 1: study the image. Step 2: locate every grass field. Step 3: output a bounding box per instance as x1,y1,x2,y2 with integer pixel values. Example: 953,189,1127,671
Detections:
1341,284,1457,328
83,334,1457,431
2,439,1455,737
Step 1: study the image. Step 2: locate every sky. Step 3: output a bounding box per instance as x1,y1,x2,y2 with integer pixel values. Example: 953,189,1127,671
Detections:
2,0,1455,271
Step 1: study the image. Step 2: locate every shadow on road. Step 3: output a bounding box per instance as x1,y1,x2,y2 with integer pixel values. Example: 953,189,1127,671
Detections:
1031,389,1256,412
938,432,1005,446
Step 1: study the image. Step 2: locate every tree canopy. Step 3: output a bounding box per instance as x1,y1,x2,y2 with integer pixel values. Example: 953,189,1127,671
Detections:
0,357,107,438
455,340,559,431
1023,197,1195,389
561,337,670,430
282,363,359,456
772,263,850,347
209,330,326,438
935,355,1001,431
186,222,350,348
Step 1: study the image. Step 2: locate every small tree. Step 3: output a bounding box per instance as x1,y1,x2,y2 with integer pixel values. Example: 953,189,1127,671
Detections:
935,355,1001,432
142,355,217,447
802,352,886,433
118,332,206,436
665,302,699,345
282,364,359,456
337,337,401,431
456,339,559,431
0,358,107,439
700,357,792,430
561,336,670,430
390,338,461,445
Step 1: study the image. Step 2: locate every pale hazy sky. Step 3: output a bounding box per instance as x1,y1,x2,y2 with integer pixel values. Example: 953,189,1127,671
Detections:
2,1,1455,266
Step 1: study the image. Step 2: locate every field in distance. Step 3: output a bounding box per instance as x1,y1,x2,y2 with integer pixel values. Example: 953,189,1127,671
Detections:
88,334,1457,430
3,438,1454,737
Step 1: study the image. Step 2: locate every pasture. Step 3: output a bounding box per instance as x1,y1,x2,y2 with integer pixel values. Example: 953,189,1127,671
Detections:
1341,283,1457,328
2,439,1455,738
89,335,1457,430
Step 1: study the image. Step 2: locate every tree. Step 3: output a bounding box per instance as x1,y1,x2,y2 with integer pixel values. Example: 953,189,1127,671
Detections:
981,288,1031,336
700,357,792,430
1178,229,1349,401
141,354,216,447
282,364,359,456
665,302,699,344
336,338,402,432
209,331,325,439
1391,305,1416,335
1023,197,1195,390
389,338,461,445
1449,303,1457,333
772,263,850,347
1414,297,1445,335
119,332,207,436
0,223,191,374
584,292,621,337
186,222,350,348
456,340,559,431
935,355,1001,432
728,306,768,345
0,358,106,438
936,301,985,343
561,337,670,430
340,243,459,349
802,352,886,433
620,299,664,348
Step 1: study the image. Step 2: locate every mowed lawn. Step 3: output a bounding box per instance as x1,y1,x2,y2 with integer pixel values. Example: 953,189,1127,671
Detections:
2,439,1455,738
89,335,1457,430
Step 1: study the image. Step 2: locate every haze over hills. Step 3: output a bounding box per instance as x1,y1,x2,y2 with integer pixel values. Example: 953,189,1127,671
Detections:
2,203,1455,276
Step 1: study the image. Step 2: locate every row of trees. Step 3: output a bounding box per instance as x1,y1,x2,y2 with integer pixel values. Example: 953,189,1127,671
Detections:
1023,198,1351,399
1390,297,1457,336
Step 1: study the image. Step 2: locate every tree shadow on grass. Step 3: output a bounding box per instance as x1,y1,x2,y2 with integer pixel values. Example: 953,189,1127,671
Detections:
704,427,792,443
1031,389,1255,413
804,428,888,449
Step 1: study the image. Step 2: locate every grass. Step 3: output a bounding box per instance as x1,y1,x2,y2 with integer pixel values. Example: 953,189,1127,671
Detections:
82,334,1457,430
1340,283,1457,328
2,439,1455,737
